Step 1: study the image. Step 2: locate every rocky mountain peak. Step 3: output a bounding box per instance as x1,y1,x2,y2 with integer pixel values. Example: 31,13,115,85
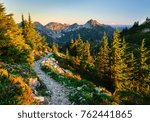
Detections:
45,22,70,31
84,19,101,28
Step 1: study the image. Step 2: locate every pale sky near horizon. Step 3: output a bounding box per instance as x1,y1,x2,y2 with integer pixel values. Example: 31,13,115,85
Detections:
1,0,150,25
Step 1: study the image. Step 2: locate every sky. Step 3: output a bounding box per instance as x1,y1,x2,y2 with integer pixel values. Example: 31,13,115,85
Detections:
1,0,150,25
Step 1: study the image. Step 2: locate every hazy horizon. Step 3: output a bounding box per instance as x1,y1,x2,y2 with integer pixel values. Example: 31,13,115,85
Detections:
1,0,150,25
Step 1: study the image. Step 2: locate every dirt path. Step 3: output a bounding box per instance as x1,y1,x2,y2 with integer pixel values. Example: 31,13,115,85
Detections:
33,53,71,105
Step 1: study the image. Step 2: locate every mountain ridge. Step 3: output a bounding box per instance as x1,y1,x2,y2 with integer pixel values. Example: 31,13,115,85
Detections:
34,19,115,45
34,19,103,32
45,22,70,31
121,17,150,48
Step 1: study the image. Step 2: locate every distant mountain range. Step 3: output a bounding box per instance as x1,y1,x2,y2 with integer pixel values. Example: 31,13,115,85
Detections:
111,25,131,31
34,19,116,45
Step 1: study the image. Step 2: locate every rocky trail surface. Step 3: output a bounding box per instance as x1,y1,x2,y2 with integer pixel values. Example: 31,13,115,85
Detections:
33,53,71,105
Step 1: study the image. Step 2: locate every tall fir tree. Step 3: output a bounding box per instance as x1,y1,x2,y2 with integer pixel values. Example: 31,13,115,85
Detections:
76,35,84,59
69,39,77,57
95,32,110,80
28,13,32,27
52,43,58,54
126,52,136,83
116,41,150,104
21,14,47,53
0,3,33,64
80,41,93,71
82,41,93,63
136,40,150,88
110,29,127,91
69,35,83,59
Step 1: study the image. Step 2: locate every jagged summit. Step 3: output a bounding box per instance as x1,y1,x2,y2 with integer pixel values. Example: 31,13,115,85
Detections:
34,19,102,31
34,19,114,44
45,22,69,31
84,19,101,28
63,23,81,32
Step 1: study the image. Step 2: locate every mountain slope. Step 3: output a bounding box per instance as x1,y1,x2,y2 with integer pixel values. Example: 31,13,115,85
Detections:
34,22,56,44
34,19,115,45
59,24,114,44
121,17,150,48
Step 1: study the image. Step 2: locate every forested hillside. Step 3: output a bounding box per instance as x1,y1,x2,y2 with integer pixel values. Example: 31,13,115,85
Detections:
0,3,49,104
121,18,150,49
49,29,150,104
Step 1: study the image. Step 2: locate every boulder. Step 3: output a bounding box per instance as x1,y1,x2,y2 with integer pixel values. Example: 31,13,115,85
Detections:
34,96,45,102
29,78,40,88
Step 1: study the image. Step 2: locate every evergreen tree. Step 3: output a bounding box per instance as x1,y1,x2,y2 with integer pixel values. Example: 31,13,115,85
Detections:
133,21,139,28
0,3,33,64
116,42,150,104
52,43,58,54
28,13,32,27
69,35,84,58
79,41,93,71
21,14,46,52
136,40,150,87
126,52,136,83
95,32,110,80
110,29,127,91
69,39,76,57
82,41,93,63
76,35,84,59
21,14,25,30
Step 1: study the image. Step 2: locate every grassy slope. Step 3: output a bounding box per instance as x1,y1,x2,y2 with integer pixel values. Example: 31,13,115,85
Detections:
41,54,114,105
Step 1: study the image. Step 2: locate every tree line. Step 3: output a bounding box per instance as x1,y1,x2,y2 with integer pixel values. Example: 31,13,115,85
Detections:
53,30,150,104
0,3,48,104
0,3,49,65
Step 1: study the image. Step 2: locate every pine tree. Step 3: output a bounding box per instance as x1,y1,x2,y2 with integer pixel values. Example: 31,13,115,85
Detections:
21,14,25,30
95,32,110,80
28,13,32,27
76,35,83,59
110,29,127,91
79,41,93,71
69,35,83,58
127,52,136,83
69,39,76,56
0,3,37,105
116,41,150,104
136,40,150,87
52,43,58,54
0,3,33,64
21,14,46,52
82,41,93,63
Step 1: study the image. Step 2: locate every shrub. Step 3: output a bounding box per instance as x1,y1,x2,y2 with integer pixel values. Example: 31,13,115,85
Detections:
0,69,37,105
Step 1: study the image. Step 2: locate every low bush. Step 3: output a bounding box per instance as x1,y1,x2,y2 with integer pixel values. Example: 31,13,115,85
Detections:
0,68,37,105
